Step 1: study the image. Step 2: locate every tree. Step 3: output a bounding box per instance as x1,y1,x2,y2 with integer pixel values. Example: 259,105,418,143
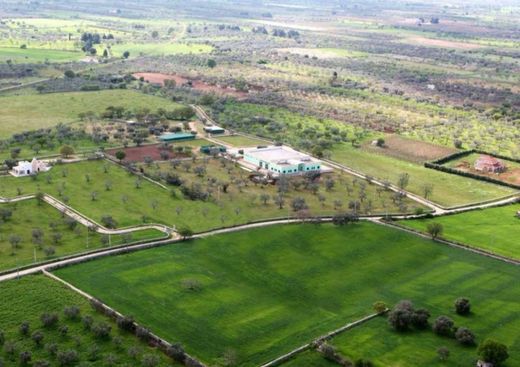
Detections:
40,313,59,328
123,51,130,59
455,327,475,346
437,347,450,361
372,301,387,314
92,322,111,340
388,300,413,331
376,138,385,147
19,322,30,336
422,184,433,199
19,351,32,366
56,349,79,366
291,197,308,212
178,226,193,239
426,222,443,239
477,339,509,366
31,331,44,346
60,145,74,158
64,70,75,78
397,173,410,190
411,308,430,329
207,59,217,68
260,193,270,205
432,316,454,337
115,150,126,162
151,31,159,38
454,298,471,315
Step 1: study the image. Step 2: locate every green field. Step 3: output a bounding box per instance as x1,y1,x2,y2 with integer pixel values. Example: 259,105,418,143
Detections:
213,134,270,147
0,47,83,63
330,144,517,207
281,350,336,366
0,199,165,272
0,90,182,138
110,42,213,58
0,159,422,232
54,223,520,366
403,204,520,259
0,275,173,366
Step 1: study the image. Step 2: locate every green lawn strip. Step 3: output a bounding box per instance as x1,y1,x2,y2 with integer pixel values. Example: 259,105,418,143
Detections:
330,143,516,207
280,349,337,366
0,90,182,138
0,275,174,366
213,135,271,147
401,204,520,260
54,222,520,366
0,47,83,63
0,159,423,232
0,199,164,272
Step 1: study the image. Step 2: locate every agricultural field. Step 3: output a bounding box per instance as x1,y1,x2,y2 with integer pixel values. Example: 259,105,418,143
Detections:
110,43,213,58
212,134,270,147
0,90,183,138
0,275,174,366
0,199,165,272
443,153,520,186
54,222,520,366
330,143,517,207
0,158,422,233
403,204,520,260
0,47,83,63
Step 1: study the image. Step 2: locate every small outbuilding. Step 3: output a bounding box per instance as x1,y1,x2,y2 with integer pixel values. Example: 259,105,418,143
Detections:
10,158,51,177
474,155,506,174
203,125,225,134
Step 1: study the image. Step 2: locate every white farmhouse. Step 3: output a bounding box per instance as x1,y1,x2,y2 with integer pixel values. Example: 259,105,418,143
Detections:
10,158,51,177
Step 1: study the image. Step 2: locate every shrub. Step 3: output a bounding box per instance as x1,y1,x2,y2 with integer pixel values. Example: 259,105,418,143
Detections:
477,339,509,366
44,343,58,357
135,326,151,342
166,343,186,363
19,322,30,336
31,331,44,346
40,313,59,328
87,344,100,361
142,354,160,367
454,298,471,315
100,215,118,229
82,315,94,330
432,316,454,337
92,322,111,340
388,300,414,331
437,346,450,361
455,327,476,346
116,315,135,332
19,351,32,366
63,306,81,321
411,308,431,329
56,349,78,367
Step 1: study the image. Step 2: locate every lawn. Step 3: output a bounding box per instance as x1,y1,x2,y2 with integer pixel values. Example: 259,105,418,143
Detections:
281,350,336,366
402,204,520,260
0,159,423,232
0,47,83,63
0,275,173,366
54,222,520,366
213,134,270,147
0,90,182,138
0,199,165,272
330,143,517,207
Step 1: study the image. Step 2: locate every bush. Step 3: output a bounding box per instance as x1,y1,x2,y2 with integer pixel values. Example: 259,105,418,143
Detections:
166,343,186,363
135,326,151,342
19,351,32,366
44,343,58,357
454,298,471,315
116,315,135,332
82,315,93,330
455,327,476,345
477,339,509,366
63,306,81,321
142,354,160,367
40,313,59,328
100,215,118,229
388,300,414,331
19,322,30,336
432,316,454,337
92,322,111,340
411,308,431,329
31,331,44,346
56,349,78,367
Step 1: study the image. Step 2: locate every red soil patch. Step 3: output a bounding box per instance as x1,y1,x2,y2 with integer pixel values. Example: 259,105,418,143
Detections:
106,144,189,163
133,72,249,99
454,161,520,186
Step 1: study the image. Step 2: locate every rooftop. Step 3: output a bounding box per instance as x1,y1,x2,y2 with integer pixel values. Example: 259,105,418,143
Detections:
244,146,320,165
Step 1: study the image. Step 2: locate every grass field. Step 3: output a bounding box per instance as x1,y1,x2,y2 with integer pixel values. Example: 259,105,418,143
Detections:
330,143,517,207
0,275,173,366
54,222,520,366
0,199,165,272
282,350,336,366
0,159,422,232
213,134,270,147
0,47,83,63
0,90,182,138
402,204,520,259
110,42,213,58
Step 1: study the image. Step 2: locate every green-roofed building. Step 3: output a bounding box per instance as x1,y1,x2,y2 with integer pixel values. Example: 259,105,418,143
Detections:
159,132,196,142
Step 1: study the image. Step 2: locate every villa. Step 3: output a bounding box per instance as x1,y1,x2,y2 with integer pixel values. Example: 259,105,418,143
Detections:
242,146,327,176
10,158,51,177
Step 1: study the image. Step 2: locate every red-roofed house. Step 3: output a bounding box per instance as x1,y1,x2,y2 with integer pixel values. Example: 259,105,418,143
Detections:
474,155,506,174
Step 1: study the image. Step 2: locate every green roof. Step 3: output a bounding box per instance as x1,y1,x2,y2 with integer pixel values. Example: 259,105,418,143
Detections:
159,133,196,141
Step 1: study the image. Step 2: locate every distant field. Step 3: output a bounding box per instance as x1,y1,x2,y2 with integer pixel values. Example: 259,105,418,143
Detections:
110,42,213,57
0,90,181,137
276,47,367,59
330,143,517,207
55,222,520,366
403,204,520,259
0,275,173,366
0,199,165,272
213,134,270,147
0,47,83,63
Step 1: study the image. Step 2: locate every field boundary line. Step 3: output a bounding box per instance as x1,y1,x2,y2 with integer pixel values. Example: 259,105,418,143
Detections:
259,312,383,367
43,270,207,367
